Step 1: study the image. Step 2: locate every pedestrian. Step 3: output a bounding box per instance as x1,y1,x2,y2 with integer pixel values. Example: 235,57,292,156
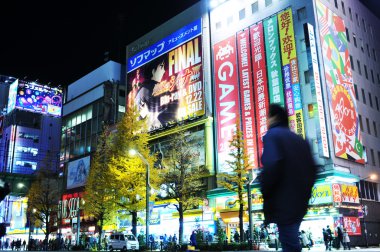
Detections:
343,228,351,250
22,240,26,251
172,234,177,244
300,230,310,250
190,231,197,247
233,230,240,242
322,228,330,251
337,226,344,249
259,104,317,252
326,225,333,250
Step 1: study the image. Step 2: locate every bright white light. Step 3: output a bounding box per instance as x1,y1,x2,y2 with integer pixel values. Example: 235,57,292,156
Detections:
369,174,378,180
210,0,219,8
129,149,137,156
17,183,25,189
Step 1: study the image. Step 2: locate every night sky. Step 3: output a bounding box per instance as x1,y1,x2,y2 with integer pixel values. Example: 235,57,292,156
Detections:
0,0,199,87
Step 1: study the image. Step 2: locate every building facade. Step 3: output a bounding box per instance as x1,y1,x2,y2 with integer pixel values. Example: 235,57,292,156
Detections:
0,76,62,240
125,0,380,246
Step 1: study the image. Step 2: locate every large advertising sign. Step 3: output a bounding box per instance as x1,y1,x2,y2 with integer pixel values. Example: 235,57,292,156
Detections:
7,79,18,113
341,184,359,204
263,16,285,107
213,35,240,173
15,82,63,117
128,19,202,72
67,156,90,189
343,216,361,235
237,29,258,169
250,23,269,160
278,8,305,138
316,1,364,163
309,184,332,205
150,128,205,169
59,192,83,224
304,23,330,158
127,36,204,131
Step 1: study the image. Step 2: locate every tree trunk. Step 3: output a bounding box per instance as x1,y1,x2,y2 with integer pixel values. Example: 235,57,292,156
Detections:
179,202,184,245
131,211,137,236
98,217,104,249
239,202,244,243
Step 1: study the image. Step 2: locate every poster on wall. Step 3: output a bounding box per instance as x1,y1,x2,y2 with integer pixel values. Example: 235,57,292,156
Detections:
278,8,305,138
316,0,364,163
7,79,18,113
15,81,63,117
213,35,240,173
340,184,359,204
67,156,90,189
343,216,361,235
236,29,258,169
150,128,205,170
127,35,204,131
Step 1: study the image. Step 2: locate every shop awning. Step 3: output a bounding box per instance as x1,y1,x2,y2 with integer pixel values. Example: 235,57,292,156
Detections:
219,210,248,223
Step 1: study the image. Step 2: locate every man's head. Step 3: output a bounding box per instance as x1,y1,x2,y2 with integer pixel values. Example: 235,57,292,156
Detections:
268,104,288,128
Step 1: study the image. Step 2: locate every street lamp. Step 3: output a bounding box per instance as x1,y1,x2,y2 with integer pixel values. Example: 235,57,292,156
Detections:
129,149,151,247
358,173,377,248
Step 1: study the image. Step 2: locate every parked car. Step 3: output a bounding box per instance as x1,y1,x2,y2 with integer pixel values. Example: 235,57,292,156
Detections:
109,233,139,251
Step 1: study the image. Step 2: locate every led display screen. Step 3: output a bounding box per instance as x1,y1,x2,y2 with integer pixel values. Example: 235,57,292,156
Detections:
67,156,90,189
7,79,18,113
15,81,63,117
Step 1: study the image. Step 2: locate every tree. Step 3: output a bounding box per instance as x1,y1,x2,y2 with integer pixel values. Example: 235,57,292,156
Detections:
159,129,209,244
108,106,158,237
27,169,62,241
83,125,116,249
217,123,250,243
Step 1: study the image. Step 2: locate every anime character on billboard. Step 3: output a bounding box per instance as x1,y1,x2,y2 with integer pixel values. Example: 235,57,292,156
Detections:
74,159,87,184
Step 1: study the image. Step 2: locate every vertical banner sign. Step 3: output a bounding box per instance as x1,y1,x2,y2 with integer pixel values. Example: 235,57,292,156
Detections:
316,1,364,163
237,29,258,169
263,16,285,107
250,23,269,161
213,35,240,173
278,8,305,138
304,23,330,158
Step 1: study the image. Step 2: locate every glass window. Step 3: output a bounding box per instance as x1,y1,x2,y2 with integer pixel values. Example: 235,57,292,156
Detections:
349,7,352,20
216,21,221,30
359,114,363,131
304,70,310,84
334,0,338,8
346,28,350,42
350,55,354,70
373,49,377,62
251,1,258,14
354,84,358,100
357,60,361,75
369,93,373,107
373,121,377,137
239,8,245,20
367,44,370,57
362,19,366,32
370,149,375,165
366,118,371,134
364,65,368,79
353,34,357,47
371,69,375,83
297,7,307,20
341,1,345,15
265,0,272,7
356,13,359,27
361,89,366,104
376,96,379,111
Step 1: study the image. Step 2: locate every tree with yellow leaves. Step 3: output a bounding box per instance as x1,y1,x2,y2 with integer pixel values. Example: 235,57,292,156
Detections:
83,125,116,249
158,129,209,244
108,106,158,237
217,122,250,243
27,169,62,241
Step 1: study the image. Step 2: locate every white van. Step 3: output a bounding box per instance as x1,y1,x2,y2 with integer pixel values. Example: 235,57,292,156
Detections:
109,233,139,251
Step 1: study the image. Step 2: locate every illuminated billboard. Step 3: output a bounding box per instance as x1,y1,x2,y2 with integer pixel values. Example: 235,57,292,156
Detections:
67,156,90,189
7,79,18,113
15,82,63,117
127,35,204,131
316,1,364,163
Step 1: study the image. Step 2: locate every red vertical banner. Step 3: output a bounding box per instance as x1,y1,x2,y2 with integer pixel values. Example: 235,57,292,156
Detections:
237,29,258,169
213,35,240,173
250,23,269,162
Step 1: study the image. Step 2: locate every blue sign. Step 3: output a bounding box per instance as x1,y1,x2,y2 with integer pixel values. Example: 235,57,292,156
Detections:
128,18,202,72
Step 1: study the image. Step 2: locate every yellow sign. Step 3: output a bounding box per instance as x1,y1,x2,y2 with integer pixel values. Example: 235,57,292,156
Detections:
278,8,296,65
341,184,359,204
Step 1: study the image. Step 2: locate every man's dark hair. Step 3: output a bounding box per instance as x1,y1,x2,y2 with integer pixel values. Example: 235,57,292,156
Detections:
269,104,288,126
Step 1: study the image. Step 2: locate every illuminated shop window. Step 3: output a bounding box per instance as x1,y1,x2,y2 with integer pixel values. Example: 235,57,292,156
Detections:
15,160,37,170
16,146,38,156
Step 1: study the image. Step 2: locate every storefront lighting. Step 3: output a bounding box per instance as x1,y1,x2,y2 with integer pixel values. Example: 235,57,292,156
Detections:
325,176,358,184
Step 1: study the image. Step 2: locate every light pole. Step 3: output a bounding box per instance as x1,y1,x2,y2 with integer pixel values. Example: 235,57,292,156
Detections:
129,149,150,247
358,173,377,248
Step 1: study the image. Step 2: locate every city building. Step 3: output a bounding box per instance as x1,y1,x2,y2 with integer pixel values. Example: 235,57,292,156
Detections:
0,75,62,240
125,0,380,246
59,60,125,242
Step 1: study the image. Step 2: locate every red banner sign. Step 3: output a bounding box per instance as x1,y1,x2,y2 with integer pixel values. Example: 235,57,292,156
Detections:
213,35,240,173
250,23,269,161
237,29,258,169
332,183,342,203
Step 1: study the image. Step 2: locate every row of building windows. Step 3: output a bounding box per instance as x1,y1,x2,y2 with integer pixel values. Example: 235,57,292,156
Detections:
358,115,378,137
347,30,377,67
354,84,380,111
359,180,379,201
334,0,374,40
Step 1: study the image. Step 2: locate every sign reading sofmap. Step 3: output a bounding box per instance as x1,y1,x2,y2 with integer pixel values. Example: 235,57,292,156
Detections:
127,36,204,131
278,8,305,138
213,35,240,173
316,1,364,163
237,29,258,169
